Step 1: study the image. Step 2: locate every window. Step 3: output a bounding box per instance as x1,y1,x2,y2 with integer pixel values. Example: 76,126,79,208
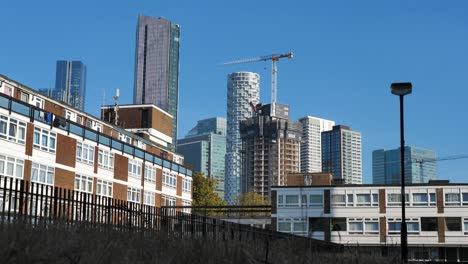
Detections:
309,194,323,207
463,193,468,206
347,194,354,206
331,194,345,206
429,193,436,206
285,195,299,207
181,200,191,213
0,154,24,179
20,92,29,103
98,149,114,170
421,217,438,231
127,187,141,203
65,110,76,122
372,193,379,206
31,96,44,109
445,217,462,231
75,174,93,193
143,190,155,206
387,193,410,206
182,179,191,193
119,133,132,144
300,194,307,207
0,115,26,144
412,193,429,206
128,160,142,179
162,170,177,189
365,218,380,234
356,194,371,206
95,123,103,133
278,221,292,232
144,164,156,183
309,218,325,232
33,127,56,153
76,142,94,165
388,218,419,234
445,193,460,206
31,163,54,185
331,218,347,231
463,218,468,235
278,194,284,207
348,219,364,234
96,179,112,197
162,195,176,210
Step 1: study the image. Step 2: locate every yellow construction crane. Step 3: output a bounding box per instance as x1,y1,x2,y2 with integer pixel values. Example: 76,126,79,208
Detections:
224,52,294,116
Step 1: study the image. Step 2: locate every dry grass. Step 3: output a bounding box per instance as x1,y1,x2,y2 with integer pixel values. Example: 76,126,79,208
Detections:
0,222,399,264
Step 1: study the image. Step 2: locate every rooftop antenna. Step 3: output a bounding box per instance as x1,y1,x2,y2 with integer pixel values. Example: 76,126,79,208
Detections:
112,88,120,126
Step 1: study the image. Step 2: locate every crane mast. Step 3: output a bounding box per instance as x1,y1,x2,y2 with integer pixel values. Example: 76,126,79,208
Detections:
224,52,293,116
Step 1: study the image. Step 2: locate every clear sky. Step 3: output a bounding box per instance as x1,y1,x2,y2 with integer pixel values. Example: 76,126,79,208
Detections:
1,0,467,183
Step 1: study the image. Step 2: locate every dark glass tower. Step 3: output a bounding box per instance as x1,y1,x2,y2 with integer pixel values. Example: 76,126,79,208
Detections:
40,61,86,111
134,15,180,150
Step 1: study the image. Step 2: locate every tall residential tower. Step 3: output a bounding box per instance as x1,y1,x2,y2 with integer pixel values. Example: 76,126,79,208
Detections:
240,103,302,200
225,72,260,204
134,15,180,150
299,116,335,173
322,125,362,184
373,146,437,184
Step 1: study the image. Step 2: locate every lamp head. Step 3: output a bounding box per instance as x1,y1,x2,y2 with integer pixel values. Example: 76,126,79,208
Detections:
391,82,412,96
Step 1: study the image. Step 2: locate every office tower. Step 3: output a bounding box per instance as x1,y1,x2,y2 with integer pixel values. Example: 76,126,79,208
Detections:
240,103,302,200
225,72,260,204
177,117,226,198
299,116,335,173
134,15,180,150
322,125,362,184
373,146,437,184
39,61,87,111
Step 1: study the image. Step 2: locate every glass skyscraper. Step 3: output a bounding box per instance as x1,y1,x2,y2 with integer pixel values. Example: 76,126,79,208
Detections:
134,15,180,151
322,125,362,184
177,117,226,198
40,61,86,111
373,146,437,184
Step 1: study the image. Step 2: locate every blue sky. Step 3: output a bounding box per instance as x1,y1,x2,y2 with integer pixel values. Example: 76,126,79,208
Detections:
1,0,467,183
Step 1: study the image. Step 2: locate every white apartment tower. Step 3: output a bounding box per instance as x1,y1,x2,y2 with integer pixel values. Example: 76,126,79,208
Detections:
299,116,335,173
225,72,260,204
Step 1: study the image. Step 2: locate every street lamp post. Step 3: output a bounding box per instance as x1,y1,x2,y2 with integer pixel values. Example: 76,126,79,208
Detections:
391,82,412,263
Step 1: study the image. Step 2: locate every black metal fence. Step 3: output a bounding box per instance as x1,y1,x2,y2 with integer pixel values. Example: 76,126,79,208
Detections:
0,175,338,251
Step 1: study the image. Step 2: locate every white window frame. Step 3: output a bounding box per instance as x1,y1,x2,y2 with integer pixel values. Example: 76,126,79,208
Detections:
144,164,156,183
0,154,24,179
65,110,77,122
182,178,192,193
445,193,461,207
76,142,95,165
163,170,177,189
388,218,420,234
30,96,44,109
0,115,26,144
331,194,346,206
96,179,113,197
128,160,142,179
75,174,93,194
119,133,132,144
33,127,56,153
309,194,323,207
127,187,141,203
31,163,54,186
20,92,29,103
98,149,114,170
356,194,371,207
181,200,191,213
143,190,155,206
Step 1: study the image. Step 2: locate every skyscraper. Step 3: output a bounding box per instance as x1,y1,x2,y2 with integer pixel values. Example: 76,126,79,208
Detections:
225,72,260,204
373,146,437,184
299,116,335,173
240,103,302,200
322,125,362,184
40,61,87,111
177,117,226,198
134,15,180,150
